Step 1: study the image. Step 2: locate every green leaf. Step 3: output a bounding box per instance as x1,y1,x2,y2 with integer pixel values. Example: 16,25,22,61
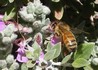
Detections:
26,60,35,68
32,47,42,60
26,41,42,60
72,58,90,68
31,41,42,60
84,65,93,70
32,41,40,49
52,42,61,59
26,50,33,59
46,42,53,52
9,0,14,3
44,49,56,60
21,63,28,70
61,52,73,64
3,7,16,21
74,42,94,59
44,42,61,60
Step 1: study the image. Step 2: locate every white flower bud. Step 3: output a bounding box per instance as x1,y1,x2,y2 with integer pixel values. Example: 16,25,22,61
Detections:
45,18,51,25
33,20,42,28
10,33,17,41
94,46,98,54
10,62,19,70
2,37,11,44
34,0,42,7
0,60,7,69
92,58,98,65
3,29,13,37
3,24,15,37
19,7,36,22
42,6,51,15
27,2,35,14
6,54,14,65
7,24,15,32
41,25,49,33
3,23,15,37
34,4,43,15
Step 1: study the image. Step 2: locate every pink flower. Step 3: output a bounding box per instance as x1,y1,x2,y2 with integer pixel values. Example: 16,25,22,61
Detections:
34,33,42,45
36,51,45,64
0,21,6,32
22,27,33,33
0,15,3,19
16,41,28,63
50,35,60,45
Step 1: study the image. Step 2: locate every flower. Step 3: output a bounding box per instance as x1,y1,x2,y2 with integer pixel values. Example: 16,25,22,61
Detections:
16,41,28,63
0,15,3,20
36,51,45,64
0,21,6,32
50,35,60,45
22,27,33,33
92,58,98,65
34,32,43,45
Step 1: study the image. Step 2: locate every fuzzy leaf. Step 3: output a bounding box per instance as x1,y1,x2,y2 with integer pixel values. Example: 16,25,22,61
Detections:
21,63,28,70
44,42,61,60
26,41,42,60
32,41,42,60
74,42,94,59
3,7,16,21
32,41,40,49
61,52,73,64
32,47,42,60
72,58,90,68
46,42,52,52
84,65,93,70
44,49,56,60
26,60,35,68
52,42,61,59
26,51,33,59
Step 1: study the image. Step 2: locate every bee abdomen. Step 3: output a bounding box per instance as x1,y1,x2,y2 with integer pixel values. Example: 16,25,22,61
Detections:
63,32,77,52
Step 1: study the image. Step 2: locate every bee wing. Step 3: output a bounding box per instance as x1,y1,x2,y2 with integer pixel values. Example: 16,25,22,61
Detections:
71,21,89,35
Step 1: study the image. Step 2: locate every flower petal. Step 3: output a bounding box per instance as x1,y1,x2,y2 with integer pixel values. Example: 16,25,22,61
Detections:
16,54,28,63
0,21,6,32
50,35,60,45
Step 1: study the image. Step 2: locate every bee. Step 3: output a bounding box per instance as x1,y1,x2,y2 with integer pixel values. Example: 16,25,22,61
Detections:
50,21,77,53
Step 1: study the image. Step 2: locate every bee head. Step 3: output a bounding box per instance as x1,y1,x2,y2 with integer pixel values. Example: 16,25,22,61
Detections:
50,21,59,30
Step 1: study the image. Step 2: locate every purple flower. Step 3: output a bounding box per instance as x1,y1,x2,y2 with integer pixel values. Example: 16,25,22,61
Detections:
0,15,3,20
0,21,6,32
50,35,60,45
16,41,28,63
39,51,44,60
36,50,45,64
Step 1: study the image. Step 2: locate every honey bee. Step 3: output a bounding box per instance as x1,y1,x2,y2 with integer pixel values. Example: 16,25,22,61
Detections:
50,21,77,53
